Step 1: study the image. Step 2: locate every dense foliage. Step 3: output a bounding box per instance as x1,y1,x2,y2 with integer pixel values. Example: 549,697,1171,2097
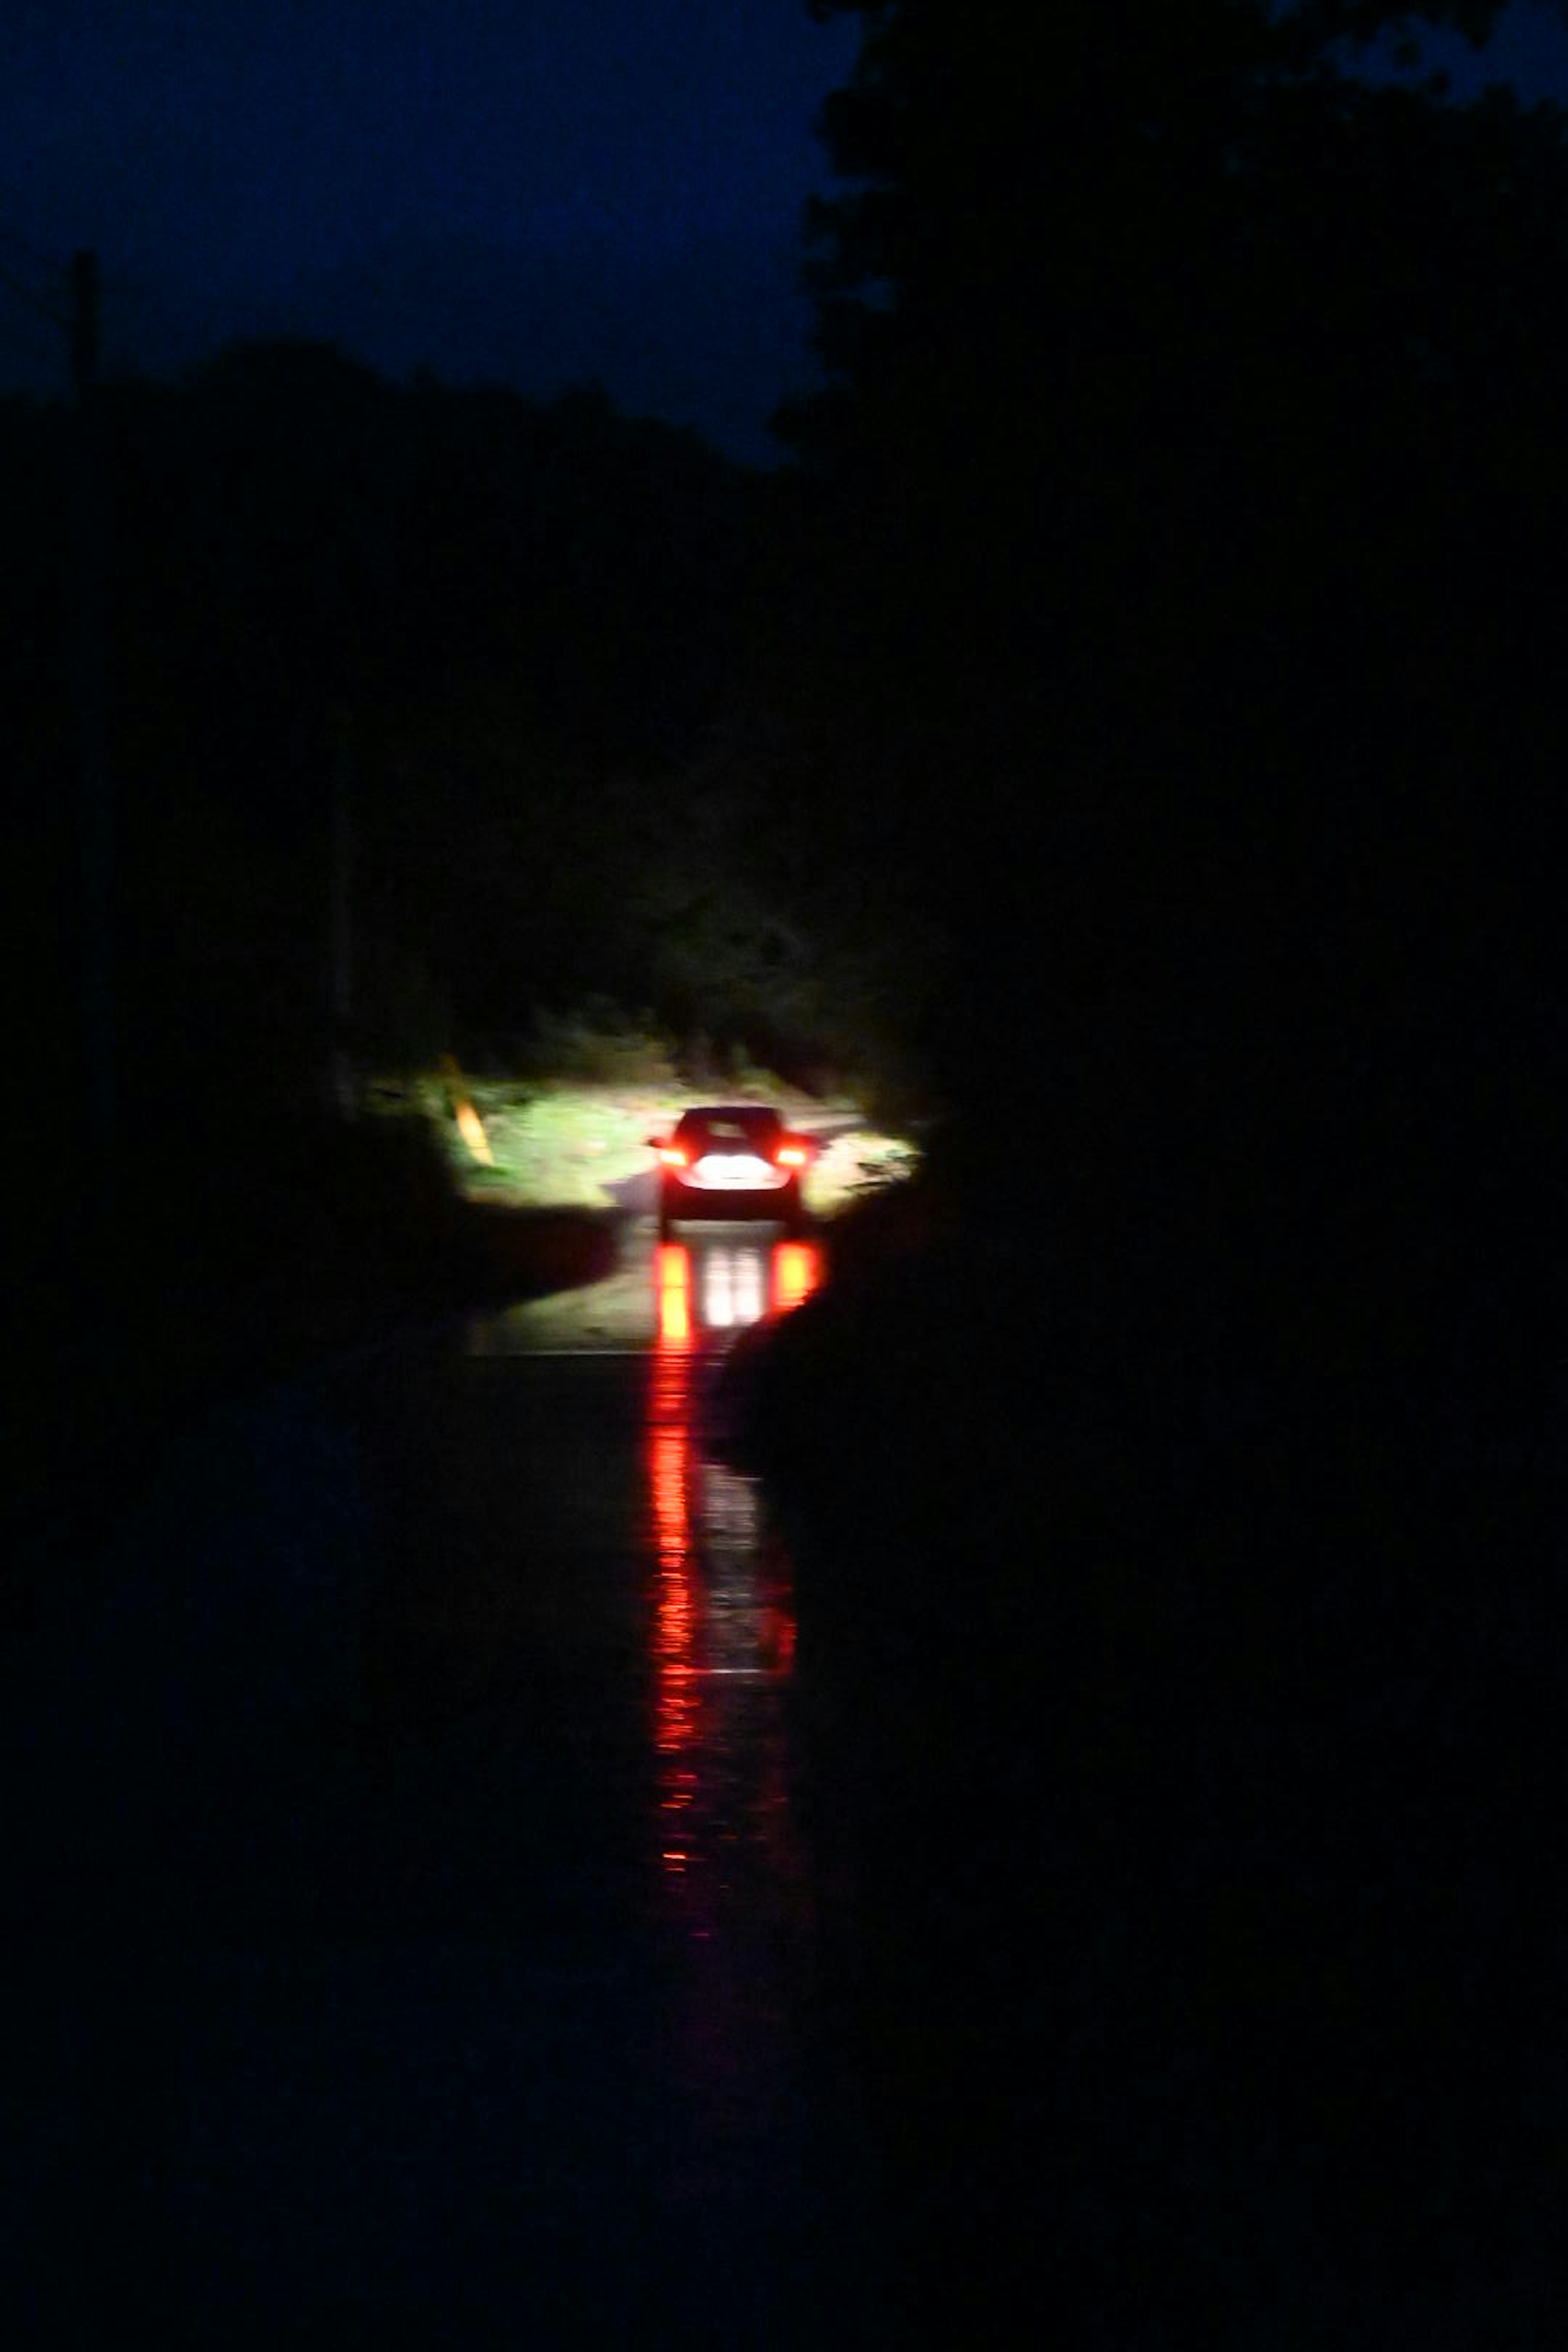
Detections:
7,356,833,1277
740,11,1568,2334
773,0,1568,1398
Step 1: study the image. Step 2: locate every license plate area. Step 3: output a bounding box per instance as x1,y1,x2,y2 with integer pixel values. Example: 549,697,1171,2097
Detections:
693,1153,773,1187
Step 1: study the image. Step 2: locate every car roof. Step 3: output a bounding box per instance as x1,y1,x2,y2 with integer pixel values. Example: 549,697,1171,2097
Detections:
677,1103,781,1124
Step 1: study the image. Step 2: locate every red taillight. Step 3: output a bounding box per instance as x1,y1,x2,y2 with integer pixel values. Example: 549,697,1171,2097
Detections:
659,1146,688,1167
775,1144,807,1168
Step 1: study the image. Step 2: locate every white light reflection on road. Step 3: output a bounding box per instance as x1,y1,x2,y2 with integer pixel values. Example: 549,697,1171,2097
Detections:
700,1244,765,1329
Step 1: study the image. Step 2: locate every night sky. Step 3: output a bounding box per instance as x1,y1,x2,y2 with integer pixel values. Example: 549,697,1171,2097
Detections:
0,0,857,463
3,0,1568,465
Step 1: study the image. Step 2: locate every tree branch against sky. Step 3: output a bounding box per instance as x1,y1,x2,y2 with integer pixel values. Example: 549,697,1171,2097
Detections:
797,2,1568,264
784,0,1568,462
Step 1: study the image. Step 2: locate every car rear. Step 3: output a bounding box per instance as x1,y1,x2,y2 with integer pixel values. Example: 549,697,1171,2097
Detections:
654,1108,811,1232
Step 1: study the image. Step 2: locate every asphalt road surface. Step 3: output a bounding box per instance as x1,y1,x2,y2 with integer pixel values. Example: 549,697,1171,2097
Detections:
4,1218,896,2348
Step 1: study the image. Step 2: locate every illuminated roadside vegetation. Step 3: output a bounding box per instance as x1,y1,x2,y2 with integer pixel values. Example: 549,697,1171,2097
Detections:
351,1001,917,1212
364,1067,919,1216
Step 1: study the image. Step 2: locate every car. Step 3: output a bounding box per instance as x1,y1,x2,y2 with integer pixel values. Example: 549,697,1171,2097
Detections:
649,1105,816,1236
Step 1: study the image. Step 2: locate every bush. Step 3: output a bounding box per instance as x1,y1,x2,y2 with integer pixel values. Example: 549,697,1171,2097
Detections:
517,998,680,1088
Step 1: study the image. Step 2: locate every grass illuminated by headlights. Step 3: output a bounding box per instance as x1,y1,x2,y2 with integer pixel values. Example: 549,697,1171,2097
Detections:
364,1074,918,1216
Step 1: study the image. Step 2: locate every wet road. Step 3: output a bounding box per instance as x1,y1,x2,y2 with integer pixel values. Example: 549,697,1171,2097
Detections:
4,1222,894,2348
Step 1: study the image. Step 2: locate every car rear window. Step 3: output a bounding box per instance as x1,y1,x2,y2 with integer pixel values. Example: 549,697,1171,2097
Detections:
679,1109,778,1143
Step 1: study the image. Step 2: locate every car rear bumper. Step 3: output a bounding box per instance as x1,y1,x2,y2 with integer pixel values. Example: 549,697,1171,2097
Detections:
670,1174,792,1195
661,1174,800,1223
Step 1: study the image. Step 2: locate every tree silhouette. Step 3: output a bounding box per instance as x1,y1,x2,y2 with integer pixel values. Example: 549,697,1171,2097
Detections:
755,21,1568,2332
778,1,1568,1379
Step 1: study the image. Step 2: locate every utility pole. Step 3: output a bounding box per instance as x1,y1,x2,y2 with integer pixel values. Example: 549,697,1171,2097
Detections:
71,248,114,1252
329,707,355,1116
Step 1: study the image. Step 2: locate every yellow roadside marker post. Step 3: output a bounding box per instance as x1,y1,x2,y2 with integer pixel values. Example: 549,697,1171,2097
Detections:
437,1054,495,1167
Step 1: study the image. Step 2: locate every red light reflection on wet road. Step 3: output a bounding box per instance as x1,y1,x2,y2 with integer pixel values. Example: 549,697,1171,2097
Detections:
655,1241,693,1346
655,1237,821,1346
648,1337,700,1783
645,1237,817,1902
771,1240,820,1313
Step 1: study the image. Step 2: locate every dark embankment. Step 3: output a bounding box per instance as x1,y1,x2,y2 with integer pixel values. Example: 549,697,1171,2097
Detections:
11,1108,612,1592
722,1123,1560,2345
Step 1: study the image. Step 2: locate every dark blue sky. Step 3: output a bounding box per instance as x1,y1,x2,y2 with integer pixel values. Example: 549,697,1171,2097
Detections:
0,0,858,462
3,1,1568,464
